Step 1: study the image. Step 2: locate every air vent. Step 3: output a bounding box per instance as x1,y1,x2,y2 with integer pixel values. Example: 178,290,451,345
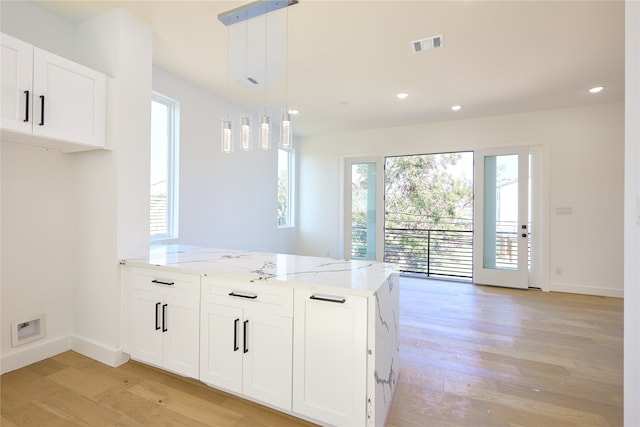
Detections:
411,35,444,53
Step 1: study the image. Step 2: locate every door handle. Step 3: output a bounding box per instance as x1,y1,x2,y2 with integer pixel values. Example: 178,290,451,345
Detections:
229,291,257,299
151,279,175,286
162,304,168,332
39,95,45,126
233,318,240,351
310,294,346,304
243,320,249,353
521,233,527,238
24,90,29,122
155,302,161,330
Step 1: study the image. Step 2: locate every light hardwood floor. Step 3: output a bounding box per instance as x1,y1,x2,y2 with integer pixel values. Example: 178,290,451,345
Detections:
1,278,623,427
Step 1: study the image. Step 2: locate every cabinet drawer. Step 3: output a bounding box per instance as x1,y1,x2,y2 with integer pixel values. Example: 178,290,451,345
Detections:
202,278,293,317
127,267,200,297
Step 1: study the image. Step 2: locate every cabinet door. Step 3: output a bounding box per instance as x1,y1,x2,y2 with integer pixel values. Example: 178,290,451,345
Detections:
243,312,293,411
163,294,200,379
129,289,164,368
293,291,368,426
200,302,243,393
32,47,105,148
1,33,33,133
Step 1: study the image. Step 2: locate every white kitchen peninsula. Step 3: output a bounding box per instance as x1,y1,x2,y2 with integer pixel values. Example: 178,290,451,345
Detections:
122,245,400,427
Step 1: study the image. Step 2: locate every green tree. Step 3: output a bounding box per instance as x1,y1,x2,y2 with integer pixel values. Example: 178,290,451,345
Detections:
385,153,472,231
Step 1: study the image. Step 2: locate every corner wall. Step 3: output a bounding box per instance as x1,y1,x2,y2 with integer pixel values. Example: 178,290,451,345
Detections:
72,7,152,366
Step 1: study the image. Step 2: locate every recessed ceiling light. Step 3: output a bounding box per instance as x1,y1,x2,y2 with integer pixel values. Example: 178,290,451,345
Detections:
451,105,463,111
396,92,409,99
288,109,299,115
588,86,605,93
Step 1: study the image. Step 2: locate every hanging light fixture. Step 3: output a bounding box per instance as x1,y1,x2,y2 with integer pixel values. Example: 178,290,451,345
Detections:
218,0,298,153
239,9,252,151
221,118,233,153
221,21,233,154
280,4,293,150
259,2,271,150
281,110,292,149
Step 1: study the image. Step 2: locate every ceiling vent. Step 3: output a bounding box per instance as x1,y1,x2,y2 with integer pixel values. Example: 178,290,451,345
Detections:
411,35,444,53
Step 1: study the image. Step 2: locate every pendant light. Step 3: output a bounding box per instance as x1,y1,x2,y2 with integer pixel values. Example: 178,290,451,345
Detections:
240,9,252,151
218,1,299,154
280,5,292,150
221,22,233,154
221,118,233,153
259,2,271,150
281,110,292,149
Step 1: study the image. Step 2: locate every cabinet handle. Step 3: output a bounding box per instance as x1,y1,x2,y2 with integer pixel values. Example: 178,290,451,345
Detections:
243,320,249,353
151,279,175,286
162,304,168,332
24,90,29,122
229,291,257,299
233,318,240,351
39,95,45,126
310,294,346,304
155,302,161,330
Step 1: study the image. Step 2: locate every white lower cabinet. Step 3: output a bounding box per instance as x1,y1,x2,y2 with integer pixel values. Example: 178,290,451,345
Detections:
200,278,293,411
293,289,368,426
124,267,200,379
124,264,385,426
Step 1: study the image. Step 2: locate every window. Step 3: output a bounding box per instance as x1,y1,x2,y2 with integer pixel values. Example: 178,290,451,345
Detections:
150,92,179,240
278,148,295,227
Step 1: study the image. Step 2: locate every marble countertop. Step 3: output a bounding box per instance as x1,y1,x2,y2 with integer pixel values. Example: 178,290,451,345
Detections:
124,245,398,295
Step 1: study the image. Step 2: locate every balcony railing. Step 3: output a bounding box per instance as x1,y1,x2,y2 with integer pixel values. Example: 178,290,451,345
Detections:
352,225,523,279
384,228,474,279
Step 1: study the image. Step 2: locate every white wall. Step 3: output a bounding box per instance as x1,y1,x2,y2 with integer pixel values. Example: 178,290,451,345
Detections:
153,67,297,254
297,103,624,297
0,145,76,371
71,8,152,365
0,3,151,371
624,1,640,425
0,1,78,372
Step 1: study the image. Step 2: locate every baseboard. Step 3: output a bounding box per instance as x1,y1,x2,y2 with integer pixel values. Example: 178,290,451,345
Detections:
71,335,130,368
546,281,624,298
0,335,72,374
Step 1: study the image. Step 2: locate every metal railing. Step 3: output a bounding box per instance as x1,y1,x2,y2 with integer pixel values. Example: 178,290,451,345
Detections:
352,226,523,279
384,228,474,279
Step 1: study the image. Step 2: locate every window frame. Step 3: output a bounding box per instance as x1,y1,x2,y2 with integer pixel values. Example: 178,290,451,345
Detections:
278,147,295,228
150,91,180,241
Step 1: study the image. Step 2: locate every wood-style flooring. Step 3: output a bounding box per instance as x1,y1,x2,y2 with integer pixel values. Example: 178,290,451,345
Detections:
1,278,623,426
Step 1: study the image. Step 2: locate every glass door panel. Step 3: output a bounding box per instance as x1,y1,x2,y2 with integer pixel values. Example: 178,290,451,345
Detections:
474,147,529,288
345,159,383,260
351,162,377,259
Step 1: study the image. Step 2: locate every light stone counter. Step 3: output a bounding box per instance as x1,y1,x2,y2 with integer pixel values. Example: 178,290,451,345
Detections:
125,244,397,296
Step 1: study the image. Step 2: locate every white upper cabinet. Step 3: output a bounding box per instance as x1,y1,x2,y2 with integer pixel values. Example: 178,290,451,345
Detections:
1,34,33,134
0,33,106,152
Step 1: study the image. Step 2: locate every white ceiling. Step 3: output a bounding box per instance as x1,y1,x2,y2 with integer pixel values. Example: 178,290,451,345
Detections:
36,0,625,138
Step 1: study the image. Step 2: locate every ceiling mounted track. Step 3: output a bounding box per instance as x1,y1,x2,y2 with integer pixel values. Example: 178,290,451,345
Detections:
218,0,299,26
